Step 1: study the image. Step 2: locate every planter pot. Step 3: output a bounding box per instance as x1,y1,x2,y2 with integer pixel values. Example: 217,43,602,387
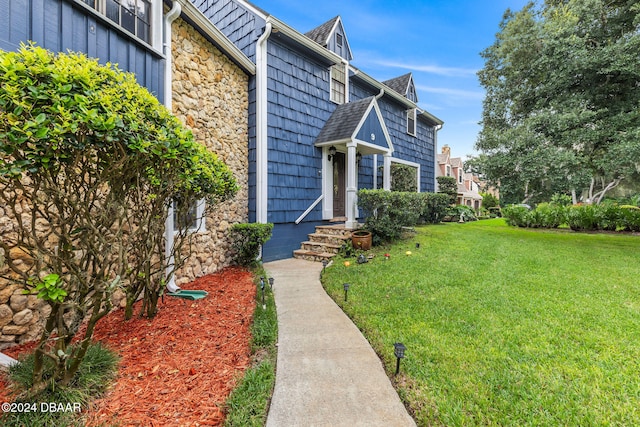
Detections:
351,230,372,251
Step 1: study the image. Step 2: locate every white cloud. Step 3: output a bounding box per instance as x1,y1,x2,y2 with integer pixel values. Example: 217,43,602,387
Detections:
374,60,478,78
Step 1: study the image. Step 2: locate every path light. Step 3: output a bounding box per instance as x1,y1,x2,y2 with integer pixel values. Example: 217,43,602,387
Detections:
384,253,390,261
322,259,328,276
394,342,406,375
415,243,420,249
343,283,350,302
260,277,266,309
268,277,274,290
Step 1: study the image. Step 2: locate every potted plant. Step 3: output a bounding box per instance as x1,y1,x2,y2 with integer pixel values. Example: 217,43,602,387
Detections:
351,230,372,251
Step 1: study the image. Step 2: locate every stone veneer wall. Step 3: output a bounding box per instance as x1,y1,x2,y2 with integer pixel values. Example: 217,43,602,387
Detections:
171,18,249,285
0,19,250,348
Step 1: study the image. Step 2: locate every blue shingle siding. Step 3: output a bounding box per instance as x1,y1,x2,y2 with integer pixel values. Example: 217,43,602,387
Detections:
192,0,264,61
355,111,389,149
265,39,335,224
1,0,164,102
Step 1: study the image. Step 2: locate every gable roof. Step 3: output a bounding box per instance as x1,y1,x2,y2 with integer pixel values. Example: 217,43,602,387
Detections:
305,16,340,46
304,16,353,61
314,96,393,154
383,73,418,103
383,73,412,96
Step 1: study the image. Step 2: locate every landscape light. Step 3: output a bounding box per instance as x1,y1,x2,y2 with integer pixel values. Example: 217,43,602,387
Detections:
394,342,406,375
268,277,274,290
343,283,350,302
260,277,265,309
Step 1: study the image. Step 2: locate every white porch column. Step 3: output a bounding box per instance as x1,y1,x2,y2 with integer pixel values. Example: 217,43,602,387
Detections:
383,153,392,191
346,143,358,229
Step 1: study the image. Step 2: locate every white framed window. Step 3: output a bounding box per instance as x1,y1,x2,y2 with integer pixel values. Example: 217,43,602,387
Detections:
390,158,421,192
406,108,416,136
82,0,152,44
173,198,206,233
446,165,451,177
336,33,343,48
458,169,463,184
330,63,346,104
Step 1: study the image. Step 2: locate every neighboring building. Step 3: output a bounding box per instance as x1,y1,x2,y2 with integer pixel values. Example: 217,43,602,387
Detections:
192,0,444,261
436,145,483,211
0,0,253,346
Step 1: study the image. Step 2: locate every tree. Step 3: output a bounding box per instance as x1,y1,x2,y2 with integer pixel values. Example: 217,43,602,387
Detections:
476,0,640,204
0,45,237,396
436,176,457,205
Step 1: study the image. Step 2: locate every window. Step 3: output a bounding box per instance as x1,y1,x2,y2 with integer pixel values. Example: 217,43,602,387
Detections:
83,0,151,44
458,170,463,184
406,108,416,135
446,165,451,177
173,198,206,233
330,63,346,104
336,33,343,48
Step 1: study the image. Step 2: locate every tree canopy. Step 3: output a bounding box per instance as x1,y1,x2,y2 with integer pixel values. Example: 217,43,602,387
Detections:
476,0,640,204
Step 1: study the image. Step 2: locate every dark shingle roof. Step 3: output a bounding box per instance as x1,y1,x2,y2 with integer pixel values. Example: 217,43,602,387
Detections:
314,97,374,144
382,73,412,96
305,16,340,46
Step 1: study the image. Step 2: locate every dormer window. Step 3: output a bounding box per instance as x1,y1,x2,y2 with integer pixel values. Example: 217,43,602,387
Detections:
83,0,152,44
331,63,346,104
336,33,343,48
406,108,416,136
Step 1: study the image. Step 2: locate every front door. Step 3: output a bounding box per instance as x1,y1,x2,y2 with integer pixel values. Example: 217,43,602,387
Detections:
333,152,346,217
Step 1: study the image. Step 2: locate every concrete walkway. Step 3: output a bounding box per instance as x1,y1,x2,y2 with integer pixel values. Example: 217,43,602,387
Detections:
264,258,416,427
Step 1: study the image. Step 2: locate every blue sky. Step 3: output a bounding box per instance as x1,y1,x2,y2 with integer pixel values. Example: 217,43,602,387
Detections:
249,0,531,159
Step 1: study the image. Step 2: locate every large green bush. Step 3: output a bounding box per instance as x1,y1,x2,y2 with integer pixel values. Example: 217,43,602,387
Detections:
230,223,274,266
504,202,640,232
0,44,237,396
357,190,449,244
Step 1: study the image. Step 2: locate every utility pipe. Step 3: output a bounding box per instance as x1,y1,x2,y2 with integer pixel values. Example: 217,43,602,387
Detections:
163,1,181,293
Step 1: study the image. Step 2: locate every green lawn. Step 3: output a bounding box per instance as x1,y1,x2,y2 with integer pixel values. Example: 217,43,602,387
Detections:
322,219,640,426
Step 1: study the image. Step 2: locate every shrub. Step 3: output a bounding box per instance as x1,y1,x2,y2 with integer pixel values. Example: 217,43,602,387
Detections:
436,176,457,205
358,190,423,244
230,223,274,266
620,205,640,232
1,343,118,427
502,205,530,227
421,193,450,224
534,203,568,228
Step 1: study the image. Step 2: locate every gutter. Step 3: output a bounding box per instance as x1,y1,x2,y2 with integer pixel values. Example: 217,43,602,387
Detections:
163,1,181,293
255,22,272,224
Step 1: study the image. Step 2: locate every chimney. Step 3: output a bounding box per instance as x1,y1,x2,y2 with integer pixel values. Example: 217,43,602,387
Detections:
442,145,450,155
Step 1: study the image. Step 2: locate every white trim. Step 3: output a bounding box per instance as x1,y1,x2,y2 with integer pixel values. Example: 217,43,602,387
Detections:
390,157,421,192
296,194,324,224
322,146,333,219
233,0,269,20
255,23,271,224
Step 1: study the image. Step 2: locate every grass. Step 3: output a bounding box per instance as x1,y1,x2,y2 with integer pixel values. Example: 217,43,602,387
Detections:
322,219,640,426
0,342,119,427
224,266,277,426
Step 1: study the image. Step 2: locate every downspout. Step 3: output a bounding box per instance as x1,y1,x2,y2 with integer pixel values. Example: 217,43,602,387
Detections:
255,22,272,224
164,1,181,293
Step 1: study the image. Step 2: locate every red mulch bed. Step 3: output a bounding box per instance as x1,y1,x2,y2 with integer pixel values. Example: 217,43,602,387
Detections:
0,267,256,426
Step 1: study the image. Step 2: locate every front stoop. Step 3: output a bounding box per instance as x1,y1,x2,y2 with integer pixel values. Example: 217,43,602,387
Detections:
293,224,355,262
